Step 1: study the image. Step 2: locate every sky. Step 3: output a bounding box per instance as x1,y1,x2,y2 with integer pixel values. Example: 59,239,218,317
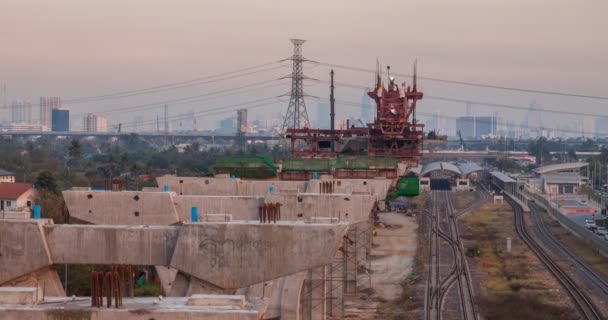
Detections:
0,0,606,134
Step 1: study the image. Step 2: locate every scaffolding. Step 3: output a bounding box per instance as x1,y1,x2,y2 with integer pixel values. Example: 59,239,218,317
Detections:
301,219,373,319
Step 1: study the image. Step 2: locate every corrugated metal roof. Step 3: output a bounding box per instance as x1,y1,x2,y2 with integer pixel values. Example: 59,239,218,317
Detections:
457,162,483,176
0,169,15,176
420,162,462,176
542,173,582,184
490,171,517,183
535,162,587,174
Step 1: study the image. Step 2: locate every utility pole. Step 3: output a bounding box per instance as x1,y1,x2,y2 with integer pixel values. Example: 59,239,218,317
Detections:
164,104,169,134
330,69,335,131
281,39,310,132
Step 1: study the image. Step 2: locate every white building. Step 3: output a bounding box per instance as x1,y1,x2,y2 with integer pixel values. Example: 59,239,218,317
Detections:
83,113,108,132
0,169,15,184
0,183,35,211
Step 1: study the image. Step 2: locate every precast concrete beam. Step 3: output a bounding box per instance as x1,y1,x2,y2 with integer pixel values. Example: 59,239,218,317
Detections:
173,196,263,221
265,193,375,223
0,219,53,285
63,190,180,225
170,222,348,289
44,225,179,265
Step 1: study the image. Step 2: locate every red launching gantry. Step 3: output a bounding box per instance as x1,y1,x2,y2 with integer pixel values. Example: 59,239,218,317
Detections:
286,62,424,168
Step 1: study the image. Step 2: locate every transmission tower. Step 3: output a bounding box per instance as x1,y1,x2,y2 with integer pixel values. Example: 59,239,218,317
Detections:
281,39,310,132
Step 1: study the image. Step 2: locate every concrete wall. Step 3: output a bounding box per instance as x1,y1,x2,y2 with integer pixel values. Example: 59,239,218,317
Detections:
63,191,180,225
265,193,375,223
305,178,391,200
170,222,348,289
1,267,65,297
156,175,308,197
44,225,180,266
0,219,53,285
173,196,263,222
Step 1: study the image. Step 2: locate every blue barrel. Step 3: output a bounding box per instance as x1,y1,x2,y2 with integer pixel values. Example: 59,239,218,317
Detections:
163,185,169,192
191,207,198,222
313,172,318,180
34,204,41,220
269,185,275,193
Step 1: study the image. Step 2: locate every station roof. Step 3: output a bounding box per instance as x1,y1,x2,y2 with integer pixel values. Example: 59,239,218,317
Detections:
534,162,588,175
542,173,582,184
411,162,484,177
490,171,517,183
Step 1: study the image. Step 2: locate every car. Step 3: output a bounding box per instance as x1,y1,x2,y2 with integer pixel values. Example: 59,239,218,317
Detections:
594,227,608,236
580,199,588,204
604,234,608,241
585,221,597,229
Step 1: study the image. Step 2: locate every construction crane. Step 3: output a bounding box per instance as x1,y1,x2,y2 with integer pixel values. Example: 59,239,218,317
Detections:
457,130,465,151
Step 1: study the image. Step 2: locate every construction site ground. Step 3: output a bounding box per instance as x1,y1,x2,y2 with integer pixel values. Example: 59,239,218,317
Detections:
461,201,578,319
344,211,418,319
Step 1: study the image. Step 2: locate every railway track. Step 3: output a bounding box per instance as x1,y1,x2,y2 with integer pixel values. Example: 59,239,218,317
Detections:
508,198,602,320
529,202,608,297
423,190,481,320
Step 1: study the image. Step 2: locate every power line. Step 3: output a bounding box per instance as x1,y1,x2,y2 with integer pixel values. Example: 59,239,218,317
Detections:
321,80,608,120
0,61,284,109
118,96,285,130
315,61,608,100
315,97,605,137
71,79,285,118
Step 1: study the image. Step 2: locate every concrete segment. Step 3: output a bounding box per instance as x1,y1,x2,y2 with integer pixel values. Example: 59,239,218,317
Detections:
186,294,246,307
0,287,42,305
0,219,53,285
173,195,262,221
170,222,348,289
0,297,261,320
63,190,180,225
44,225,180,266
156,175,308,196
265,193,375,223
1,266,66,297
305,178,391,200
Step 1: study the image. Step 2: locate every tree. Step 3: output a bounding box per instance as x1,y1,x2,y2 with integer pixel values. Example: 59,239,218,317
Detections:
528,137,551,166
68,139,82,160
34,170,59,194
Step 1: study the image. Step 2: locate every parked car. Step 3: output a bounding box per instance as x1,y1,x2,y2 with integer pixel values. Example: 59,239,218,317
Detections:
585,221,597,229
603,234,608,241
594,227,608,236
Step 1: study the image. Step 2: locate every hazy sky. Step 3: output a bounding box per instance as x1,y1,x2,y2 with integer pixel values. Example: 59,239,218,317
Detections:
1,0,606,133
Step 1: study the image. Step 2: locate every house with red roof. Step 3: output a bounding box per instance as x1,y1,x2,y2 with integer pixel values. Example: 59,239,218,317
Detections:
0,183,35,211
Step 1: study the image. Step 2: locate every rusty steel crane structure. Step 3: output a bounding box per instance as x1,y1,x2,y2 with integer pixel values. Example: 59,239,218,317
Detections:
286,61,424,168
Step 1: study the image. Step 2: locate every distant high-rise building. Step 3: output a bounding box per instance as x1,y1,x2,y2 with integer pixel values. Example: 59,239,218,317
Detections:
83,113,107,132
361,88,372,124
527,102,542,138
51,109,69,132
583,116,595,137
10,100,32,123
237,108,248,135
131,115,144,132
39,97,62,128
456,115,497,138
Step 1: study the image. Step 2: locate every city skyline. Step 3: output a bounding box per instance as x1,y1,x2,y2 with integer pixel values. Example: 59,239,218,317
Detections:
0,0,606,136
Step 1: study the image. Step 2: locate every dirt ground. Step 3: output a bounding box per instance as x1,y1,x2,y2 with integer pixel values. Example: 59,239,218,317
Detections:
344,211,419,319
461,202,578,319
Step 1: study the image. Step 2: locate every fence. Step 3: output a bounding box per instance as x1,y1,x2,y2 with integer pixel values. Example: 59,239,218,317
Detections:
519,188,608,256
